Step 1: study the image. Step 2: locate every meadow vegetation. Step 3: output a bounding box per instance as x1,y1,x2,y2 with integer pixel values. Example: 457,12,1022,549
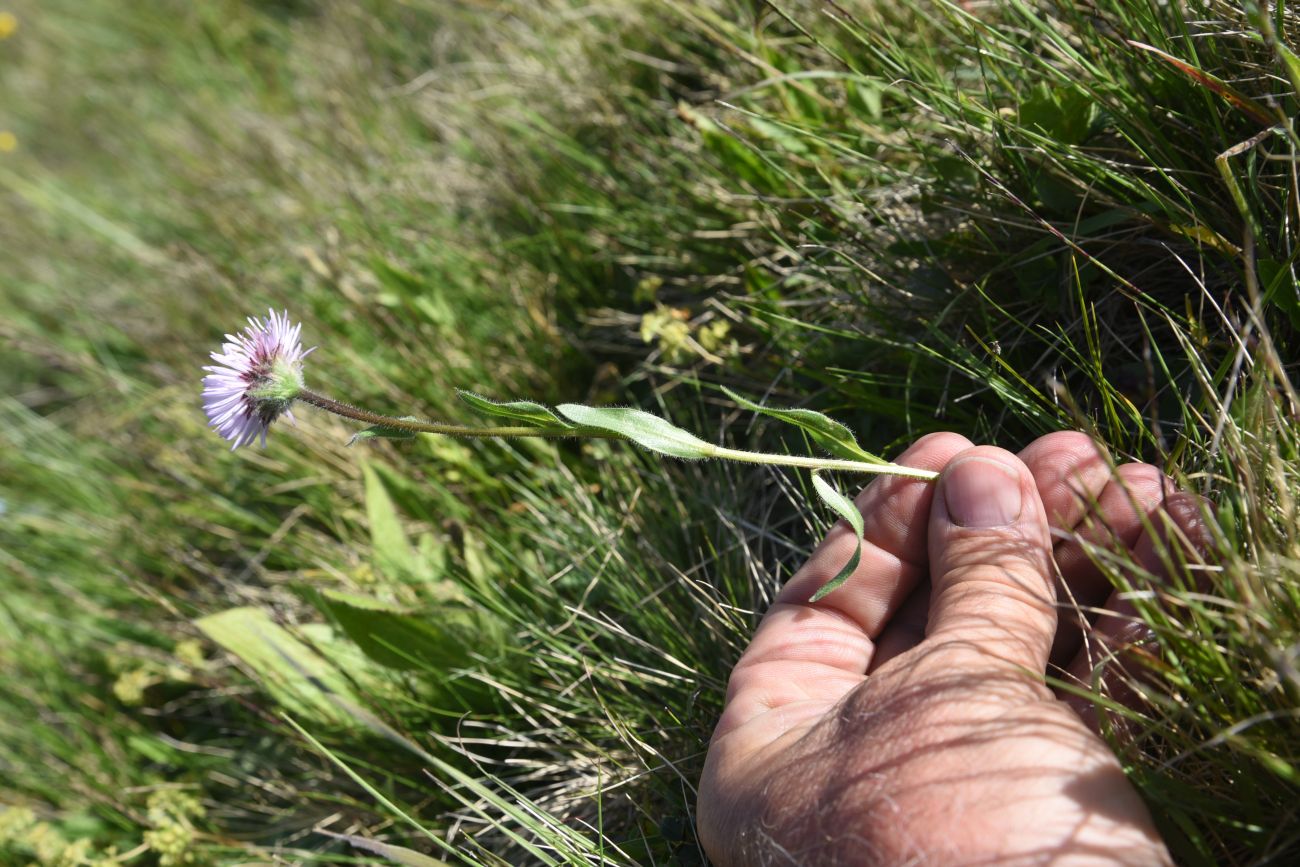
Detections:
2,0,1299,864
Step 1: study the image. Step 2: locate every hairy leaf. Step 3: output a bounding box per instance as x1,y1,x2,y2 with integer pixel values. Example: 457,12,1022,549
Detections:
723,387,883,463
458,390,571,428
556,404,717,459
808,473,864,602
348,418,420,446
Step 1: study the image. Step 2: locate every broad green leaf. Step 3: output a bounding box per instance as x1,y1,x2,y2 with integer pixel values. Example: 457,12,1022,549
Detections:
457,390,571,428
348,417,420,446
195,607,361,727
298,623,391,696
313,589,505,678
556,404,717,459
722,387,883,463
808,473,864,602
1017,82,1098,146
363,463,419,580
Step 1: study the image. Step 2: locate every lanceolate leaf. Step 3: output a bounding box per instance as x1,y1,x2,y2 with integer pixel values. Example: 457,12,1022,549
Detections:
313,588,504,674
363,464,419,580
457,390,571,428
556,404,717,459
194,607,363,728
348,418,420,446
808,472,864,602
722,387,883,464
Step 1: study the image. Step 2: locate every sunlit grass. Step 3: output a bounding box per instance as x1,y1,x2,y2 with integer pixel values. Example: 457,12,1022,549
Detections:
3,0,1299,864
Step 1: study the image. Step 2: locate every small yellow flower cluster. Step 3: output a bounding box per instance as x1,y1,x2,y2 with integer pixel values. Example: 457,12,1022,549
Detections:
173,639,206,668
145,791,204,826
111,668,155,706
25,822,67,865
0,13,18,153
106,640,207,707
48,838,94,867
143,824,197,867
0,806,106,867
143,791,206,867
639,304,735,364
0,806,37,841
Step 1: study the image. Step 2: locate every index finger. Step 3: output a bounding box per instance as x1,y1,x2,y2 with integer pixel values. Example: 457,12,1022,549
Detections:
772,431,974,631
719,433,972,729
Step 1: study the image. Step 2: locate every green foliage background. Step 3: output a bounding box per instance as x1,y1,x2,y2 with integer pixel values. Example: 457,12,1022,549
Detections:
3,0,1300,864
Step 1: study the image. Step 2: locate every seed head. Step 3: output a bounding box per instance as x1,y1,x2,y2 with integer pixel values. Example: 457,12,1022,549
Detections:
202,309,311,448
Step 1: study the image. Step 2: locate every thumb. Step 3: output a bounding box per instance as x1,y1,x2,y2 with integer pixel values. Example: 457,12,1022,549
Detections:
926,446,1057,673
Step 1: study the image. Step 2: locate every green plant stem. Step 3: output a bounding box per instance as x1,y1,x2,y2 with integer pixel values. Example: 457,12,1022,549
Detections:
296,388,621,440
710,444,939,481
296,388,939,481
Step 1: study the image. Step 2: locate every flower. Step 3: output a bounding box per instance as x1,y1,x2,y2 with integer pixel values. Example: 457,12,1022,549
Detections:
202,309,310,448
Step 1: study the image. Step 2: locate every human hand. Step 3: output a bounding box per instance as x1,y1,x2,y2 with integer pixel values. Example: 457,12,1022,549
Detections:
698,432,1207,866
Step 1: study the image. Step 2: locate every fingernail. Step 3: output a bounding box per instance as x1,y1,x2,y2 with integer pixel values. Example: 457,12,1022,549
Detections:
943,456,1023,527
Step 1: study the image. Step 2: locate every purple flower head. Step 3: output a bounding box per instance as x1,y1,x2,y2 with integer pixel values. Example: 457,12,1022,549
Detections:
203,309,312,448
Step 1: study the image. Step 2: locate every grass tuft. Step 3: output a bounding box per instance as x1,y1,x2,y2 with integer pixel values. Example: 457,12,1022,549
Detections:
4,0,1300,863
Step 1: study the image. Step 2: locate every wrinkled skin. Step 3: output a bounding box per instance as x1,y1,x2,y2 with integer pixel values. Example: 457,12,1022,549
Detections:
699,432,1207,866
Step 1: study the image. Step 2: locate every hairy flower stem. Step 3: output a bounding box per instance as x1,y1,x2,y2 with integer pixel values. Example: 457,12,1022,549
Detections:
296,388,939,481
296,388,620,440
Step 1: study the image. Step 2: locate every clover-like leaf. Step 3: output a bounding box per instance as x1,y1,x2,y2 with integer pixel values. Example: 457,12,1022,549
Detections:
556,404,717,459
722,387,883,463
457,391,572,428
347,418,420,446
808,472,864,602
